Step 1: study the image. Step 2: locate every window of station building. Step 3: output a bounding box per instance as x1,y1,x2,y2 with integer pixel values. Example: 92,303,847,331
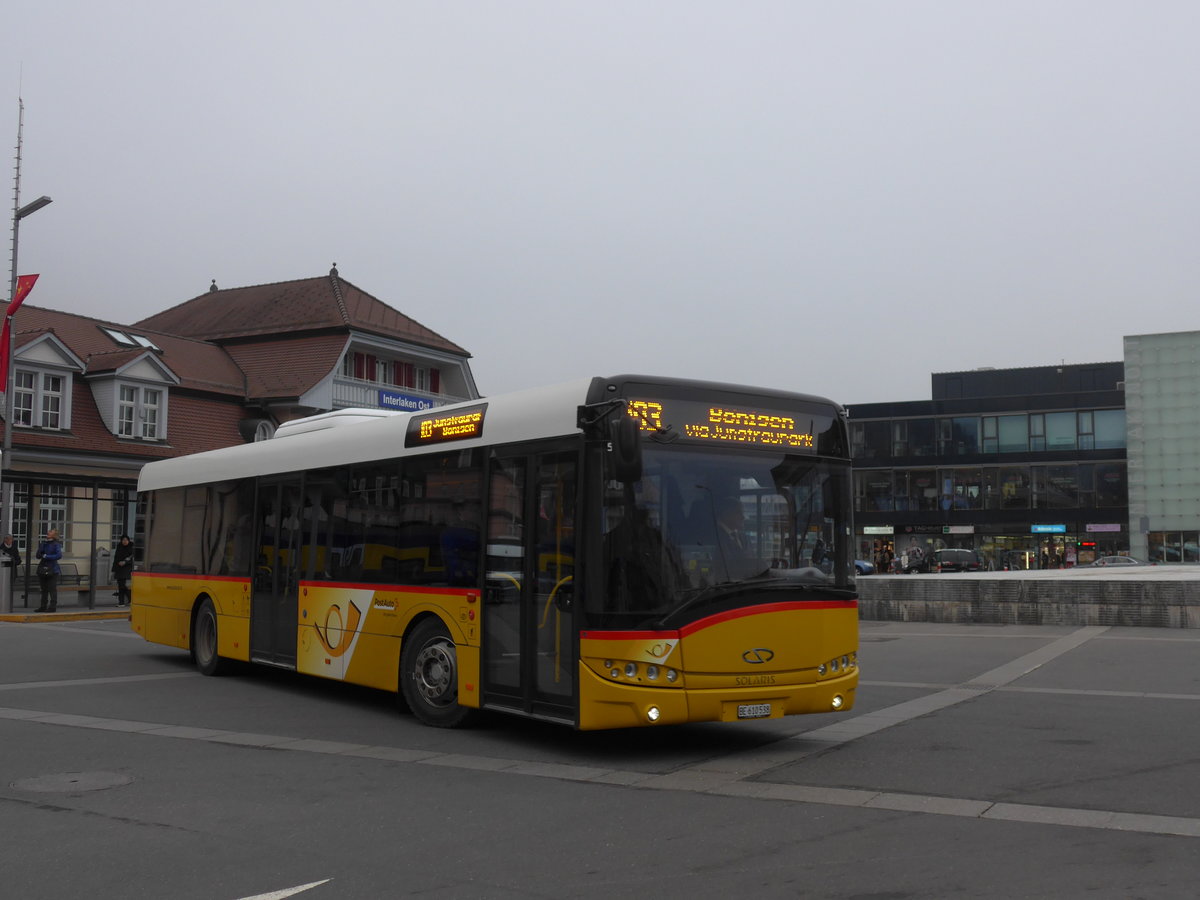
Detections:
14,369,70,430
1077,411,1095,450
1146,532,1198,564
1044,412,1077,451
891,419,936,457
939,468,982,510
1095,463,1125,507
854,471,893,512
852,421,890,460
998,467,1030,509
1093,410,1126,450
938,418,980,455
908,418,936,456
1029,414,1045,451
900,469,939,511
1032,465,1077,509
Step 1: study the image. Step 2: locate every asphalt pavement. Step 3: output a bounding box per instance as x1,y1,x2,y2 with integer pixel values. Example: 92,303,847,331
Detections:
1,617,1198,899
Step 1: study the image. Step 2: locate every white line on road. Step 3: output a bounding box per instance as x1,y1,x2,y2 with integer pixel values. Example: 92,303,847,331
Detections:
237,880,331,900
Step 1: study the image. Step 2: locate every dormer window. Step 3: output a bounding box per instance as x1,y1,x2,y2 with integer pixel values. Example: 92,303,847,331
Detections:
13,368,69,430
117,385,165,440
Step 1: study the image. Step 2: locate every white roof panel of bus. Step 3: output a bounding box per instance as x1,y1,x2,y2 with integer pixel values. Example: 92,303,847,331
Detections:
137,377,595,492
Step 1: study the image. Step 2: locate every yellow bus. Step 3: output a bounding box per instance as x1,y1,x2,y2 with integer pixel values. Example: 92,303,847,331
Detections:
132,375,858,730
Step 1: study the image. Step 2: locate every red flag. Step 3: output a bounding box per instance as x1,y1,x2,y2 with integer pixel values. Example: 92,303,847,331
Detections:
6,273,39,318
1,274,39,391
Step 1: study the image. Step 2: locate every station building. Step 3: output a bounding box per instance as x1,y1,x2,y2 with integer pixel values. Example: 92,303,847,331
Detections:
3,267,477,597
849,328,1200,571
848,362,1127,571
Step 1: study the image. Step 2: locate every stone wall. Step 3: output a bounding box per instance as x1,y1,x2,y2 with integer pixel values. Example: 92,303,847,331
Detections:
857,576,1200,628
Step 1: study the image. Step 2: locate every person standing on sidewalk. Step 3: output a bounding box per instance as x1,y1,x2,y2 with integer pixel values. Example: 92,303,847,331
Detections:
35,529,63,613
112,534,134,607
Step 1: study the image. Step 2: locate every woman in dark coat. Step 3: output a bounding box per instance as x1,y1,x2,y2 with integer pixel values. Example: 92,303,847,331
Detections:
112,534,135,607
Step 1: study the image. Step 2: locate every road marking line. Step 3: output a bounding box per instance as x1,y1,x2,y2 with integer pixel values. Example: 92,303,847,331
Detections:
0,672,194,692
3,701,1199,839
237,880,331,900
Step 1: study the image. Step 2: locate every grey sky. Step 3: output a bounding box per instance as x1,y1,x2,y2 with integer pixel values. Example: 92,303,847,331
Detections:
8,1,1198,405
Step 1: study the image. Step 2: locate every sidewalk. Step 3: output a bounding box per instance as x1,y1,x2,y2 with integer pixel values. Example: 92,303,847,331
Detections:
0,585,131,623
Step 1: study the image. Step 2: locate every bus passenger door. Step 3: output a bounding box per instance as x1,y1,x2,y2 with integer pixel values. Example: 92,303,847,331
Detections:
483,447,577,721
251,477,302,667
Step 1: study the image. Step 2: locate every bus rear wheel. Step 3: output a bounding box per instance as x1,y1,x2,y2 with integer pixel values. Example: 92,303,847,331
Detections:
400,618,476,728
192,597,227,676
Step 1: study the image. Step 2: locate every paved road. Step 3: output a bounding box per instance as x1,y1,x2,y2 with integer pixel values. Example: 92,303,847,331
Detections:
1,618,1198,898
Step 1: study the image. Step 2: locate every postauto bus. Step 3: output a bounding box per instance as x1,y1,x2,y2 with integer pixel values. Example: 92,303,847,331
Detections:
132,375,859,730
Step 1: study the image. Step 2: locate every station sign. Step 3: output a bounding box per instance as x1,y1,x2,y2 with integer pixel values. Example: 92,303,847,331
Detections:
863,526,894,534
1031,524,1067,534
379,389,436,412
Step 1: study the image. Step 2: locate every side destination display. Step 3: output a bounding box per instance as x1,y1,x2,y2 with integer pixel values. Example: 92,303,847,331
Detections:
627,398,818,450
405,404,488,447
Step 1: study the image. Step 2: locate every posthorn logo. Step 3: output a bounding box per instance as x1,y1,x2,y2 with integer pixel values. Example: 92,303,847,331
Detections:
742,648,775,664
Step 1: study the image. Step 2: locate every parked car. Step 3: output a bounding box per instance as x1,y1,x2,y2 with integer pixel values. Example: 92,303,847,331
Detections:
1080,555,1146,568
907,548,984,573
855,559,875,575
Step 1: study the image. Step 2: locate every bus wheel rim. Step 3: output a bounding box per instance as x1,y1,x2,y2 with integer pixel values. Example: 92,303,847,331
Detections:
413,639,455,707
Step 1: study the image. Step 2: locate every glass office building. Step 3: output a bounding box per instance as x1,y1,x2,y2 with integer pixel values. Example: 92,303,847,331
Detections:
849,363,1128,571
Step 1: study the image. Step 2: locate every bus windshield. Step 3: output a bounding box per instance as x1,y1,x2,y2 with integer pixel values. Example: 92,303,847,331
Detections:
592,444,854,629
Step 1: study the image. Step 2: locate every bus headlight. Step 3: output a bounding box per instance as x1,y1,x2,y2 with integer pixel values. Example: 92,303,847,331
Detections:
818,663,827,676
647,706,661,722
831,695,844,710
624,663,638,678
665,669,678,683
646,665,660,680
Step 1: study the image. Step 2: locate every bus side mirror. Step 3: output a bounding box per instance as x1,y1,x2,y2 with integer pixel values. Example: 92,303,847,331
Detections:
612,414,643,483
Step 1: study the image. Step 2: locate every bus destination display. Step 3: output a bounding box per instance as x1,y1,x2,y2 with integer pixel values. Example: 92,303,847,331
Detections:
405,404,488,447
627,399,815,449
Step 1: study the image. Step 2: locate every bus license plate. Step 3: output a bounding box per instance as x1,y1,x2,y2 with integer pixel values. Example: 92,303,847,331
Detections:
737,703,771,719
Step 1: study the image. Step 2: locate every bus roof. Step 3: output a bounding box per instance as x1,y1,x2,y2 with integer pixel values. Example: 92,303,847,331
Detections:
137,375,845,492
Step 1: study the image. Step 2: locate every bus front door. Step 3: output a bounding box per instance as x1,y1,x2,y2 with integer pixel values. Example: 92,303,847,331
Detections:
483,447,577,722
251,477,302,667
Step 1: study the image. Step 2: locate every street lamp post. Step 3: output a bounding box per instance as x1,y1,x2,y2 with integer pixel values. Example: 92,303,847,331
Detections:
1,196,52,537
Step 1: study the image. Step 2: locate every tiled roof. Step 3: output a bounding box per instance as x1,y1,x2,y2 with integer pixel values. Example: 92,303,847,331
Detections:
134,272,469,356
222,334,348,400
15,306,244,395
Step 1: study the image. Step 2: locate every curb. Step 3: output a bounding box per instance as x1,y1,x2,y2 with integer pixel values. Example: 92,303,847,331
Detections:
0,610,131,623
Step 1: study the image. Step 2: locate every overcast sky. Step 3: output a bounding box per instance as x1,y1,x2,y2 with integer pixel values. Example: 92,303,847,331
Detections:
7,1,1198,405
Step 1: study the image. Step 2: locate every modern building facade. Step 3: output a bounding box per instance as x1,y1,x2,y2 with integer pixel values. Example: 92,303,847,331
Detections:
848,363,1128,571
3,268,477,598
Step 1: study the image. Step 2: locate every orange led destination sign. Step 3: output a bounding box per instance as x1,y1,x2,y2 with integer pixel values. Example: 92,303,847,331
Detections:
627,399,815,449
405,404,488,447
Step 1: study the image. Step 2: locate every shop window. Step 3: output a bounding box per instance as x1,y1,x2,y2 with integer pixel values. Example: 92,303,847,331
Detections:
904,469,939,511
854,471,893,512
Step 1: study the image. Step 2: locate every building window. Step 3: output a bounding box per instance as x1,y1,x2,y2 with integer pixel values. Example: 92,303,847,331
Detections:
1029,414,1045,451
116,384,167,441
13,368,70,430
1094,410,1126,450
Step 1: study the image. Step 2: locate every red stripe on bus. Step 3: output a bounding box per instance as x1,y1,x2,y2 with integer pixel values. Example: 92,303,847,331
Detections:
580,599,856,641
137,572,249,583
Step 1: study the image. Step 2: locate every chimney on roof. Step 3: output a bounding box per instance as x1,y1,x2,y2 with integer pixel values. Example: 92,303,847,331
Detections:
209,279,219,292
330,263,339,279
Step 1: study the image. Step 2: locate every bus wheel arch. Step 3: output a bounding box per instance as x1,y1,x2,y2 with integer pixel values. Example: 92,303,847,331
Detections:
190,595,227,676
399,614,477,728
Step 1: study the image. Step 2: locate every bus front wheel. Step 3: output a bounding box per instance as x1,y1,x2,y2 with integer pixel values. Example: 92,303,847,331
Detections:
400,618,476,728
192,597,226,676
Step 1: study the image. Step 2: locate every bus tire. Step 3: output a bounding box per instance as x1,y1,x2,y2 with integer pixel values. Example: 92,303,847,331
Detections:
192,597,227,676
400,617,477,728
